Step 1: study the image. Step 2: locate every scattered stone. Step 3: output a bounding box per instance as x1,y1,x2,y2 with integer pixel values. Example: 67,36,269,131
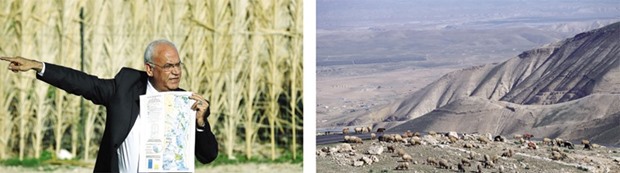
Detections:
448,131,459,139
410,136,423,146
463,143,474,149
428,131,437,136
402,154,413,162
485,133,493,140
361,156,373,165
367,145,384,155
478,136,490,144
339,143,353,153
463,134,476,141
370,155,379,163
394,134,403,142
551,151,566,160
423,135,439,145
349,152,356,156
329,147,338,154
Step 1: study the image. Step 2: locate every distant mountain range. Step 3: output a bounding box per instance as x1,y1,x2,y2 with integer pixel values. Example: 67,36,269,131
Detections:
380,22,620,146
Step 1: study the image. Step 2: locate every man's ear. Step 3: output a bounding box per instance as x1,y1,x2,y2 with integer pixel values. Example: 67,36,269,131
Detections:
145,63,154,77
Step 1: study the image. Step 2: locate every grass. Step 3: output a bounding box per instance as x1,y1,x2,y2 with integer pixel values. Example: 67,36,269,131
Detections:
202,149,303,167
0,158,93,172
0,150,52,167
1,149,302,169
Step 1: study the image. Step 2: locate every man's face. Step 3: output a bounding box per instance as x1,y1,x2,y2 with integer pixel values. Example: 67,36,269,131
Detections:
145,44,182,91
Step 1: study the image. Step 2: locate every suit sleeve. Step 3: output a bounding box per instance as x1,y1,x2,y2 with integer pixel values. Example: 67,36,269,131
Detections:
36,63,115,106
195,107,219,164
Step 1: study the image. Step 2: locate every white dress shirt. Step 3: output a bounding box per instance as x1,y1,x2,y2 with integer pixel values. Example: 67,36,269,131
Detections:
117,80,159,173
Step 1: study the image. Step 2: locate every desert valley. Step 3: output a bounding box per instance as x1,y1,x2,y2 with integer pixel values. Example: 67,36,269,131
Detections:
317,0,620,171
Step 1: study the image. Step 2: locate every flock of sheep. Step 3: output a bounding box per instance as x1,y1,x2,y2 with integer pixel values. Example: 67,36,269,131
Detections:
317,127,618,172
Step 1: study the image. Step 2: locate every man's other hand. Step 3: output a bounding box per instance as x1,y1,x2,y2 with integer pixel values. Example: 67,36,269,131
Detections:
190,93,210,128
0,56,43,73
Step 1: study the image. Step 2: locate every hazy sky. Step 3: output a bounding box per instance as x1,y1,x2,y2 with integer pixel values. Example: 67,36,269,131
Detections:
317,0,620,30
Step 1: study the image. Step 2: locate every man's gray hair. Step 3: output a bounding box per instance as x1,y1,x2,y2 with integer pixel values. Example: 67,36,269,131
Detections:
144,39,178,64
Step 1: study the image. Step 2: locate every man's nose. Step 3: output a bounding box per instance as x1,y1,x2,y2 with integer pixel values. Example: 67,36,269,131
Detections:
171,65,181,75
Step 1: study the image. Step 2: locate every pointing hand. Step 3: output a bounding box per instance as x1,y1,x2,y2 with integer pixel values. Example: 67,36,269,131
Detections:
0,56,43,73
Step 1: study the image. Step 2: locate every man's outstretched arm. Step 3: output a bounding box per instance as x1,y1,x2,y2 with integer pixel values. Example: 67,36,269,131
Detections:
1,56,116,105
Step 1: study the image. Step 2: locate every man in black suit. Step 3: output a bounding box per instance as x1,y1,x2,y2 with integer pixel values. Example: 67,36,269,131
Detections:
0,39,218,172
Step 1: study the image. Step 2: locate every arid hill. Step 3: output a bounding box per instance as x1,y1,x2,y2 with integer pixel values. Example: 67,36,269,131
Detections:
383,22,620,146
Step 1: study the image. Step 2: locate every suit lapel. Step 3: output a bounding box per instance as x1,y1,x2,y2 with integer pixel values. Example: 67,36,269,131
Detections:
129,77,147,130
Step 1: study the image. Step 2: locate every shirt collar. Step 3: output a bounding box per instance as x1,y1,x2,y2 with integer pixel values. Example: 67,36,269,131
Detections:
146,79,159,95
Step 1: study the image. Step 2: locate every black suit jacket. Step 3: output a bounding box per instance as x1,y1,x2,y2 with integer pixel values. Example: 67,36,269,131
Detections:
36,63,218,172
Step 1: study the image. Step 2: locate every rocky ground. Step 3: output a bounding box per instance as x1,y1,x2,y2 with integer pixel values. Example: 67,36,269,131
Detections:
316,133,620,173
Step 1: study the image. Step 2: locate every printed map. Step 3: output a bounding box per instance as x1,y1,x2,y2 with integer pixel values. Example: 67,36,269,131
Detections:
139,92,196,172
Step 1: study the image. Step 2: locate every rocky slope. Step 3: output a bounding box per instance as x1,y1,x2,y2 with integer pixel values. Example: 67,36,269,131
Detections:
384,22,620,145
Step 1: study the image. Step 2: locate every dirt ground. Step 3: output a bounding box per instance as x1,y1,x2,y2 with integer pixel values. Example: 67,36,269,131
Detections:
317,134,620,173
0,163,303,173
